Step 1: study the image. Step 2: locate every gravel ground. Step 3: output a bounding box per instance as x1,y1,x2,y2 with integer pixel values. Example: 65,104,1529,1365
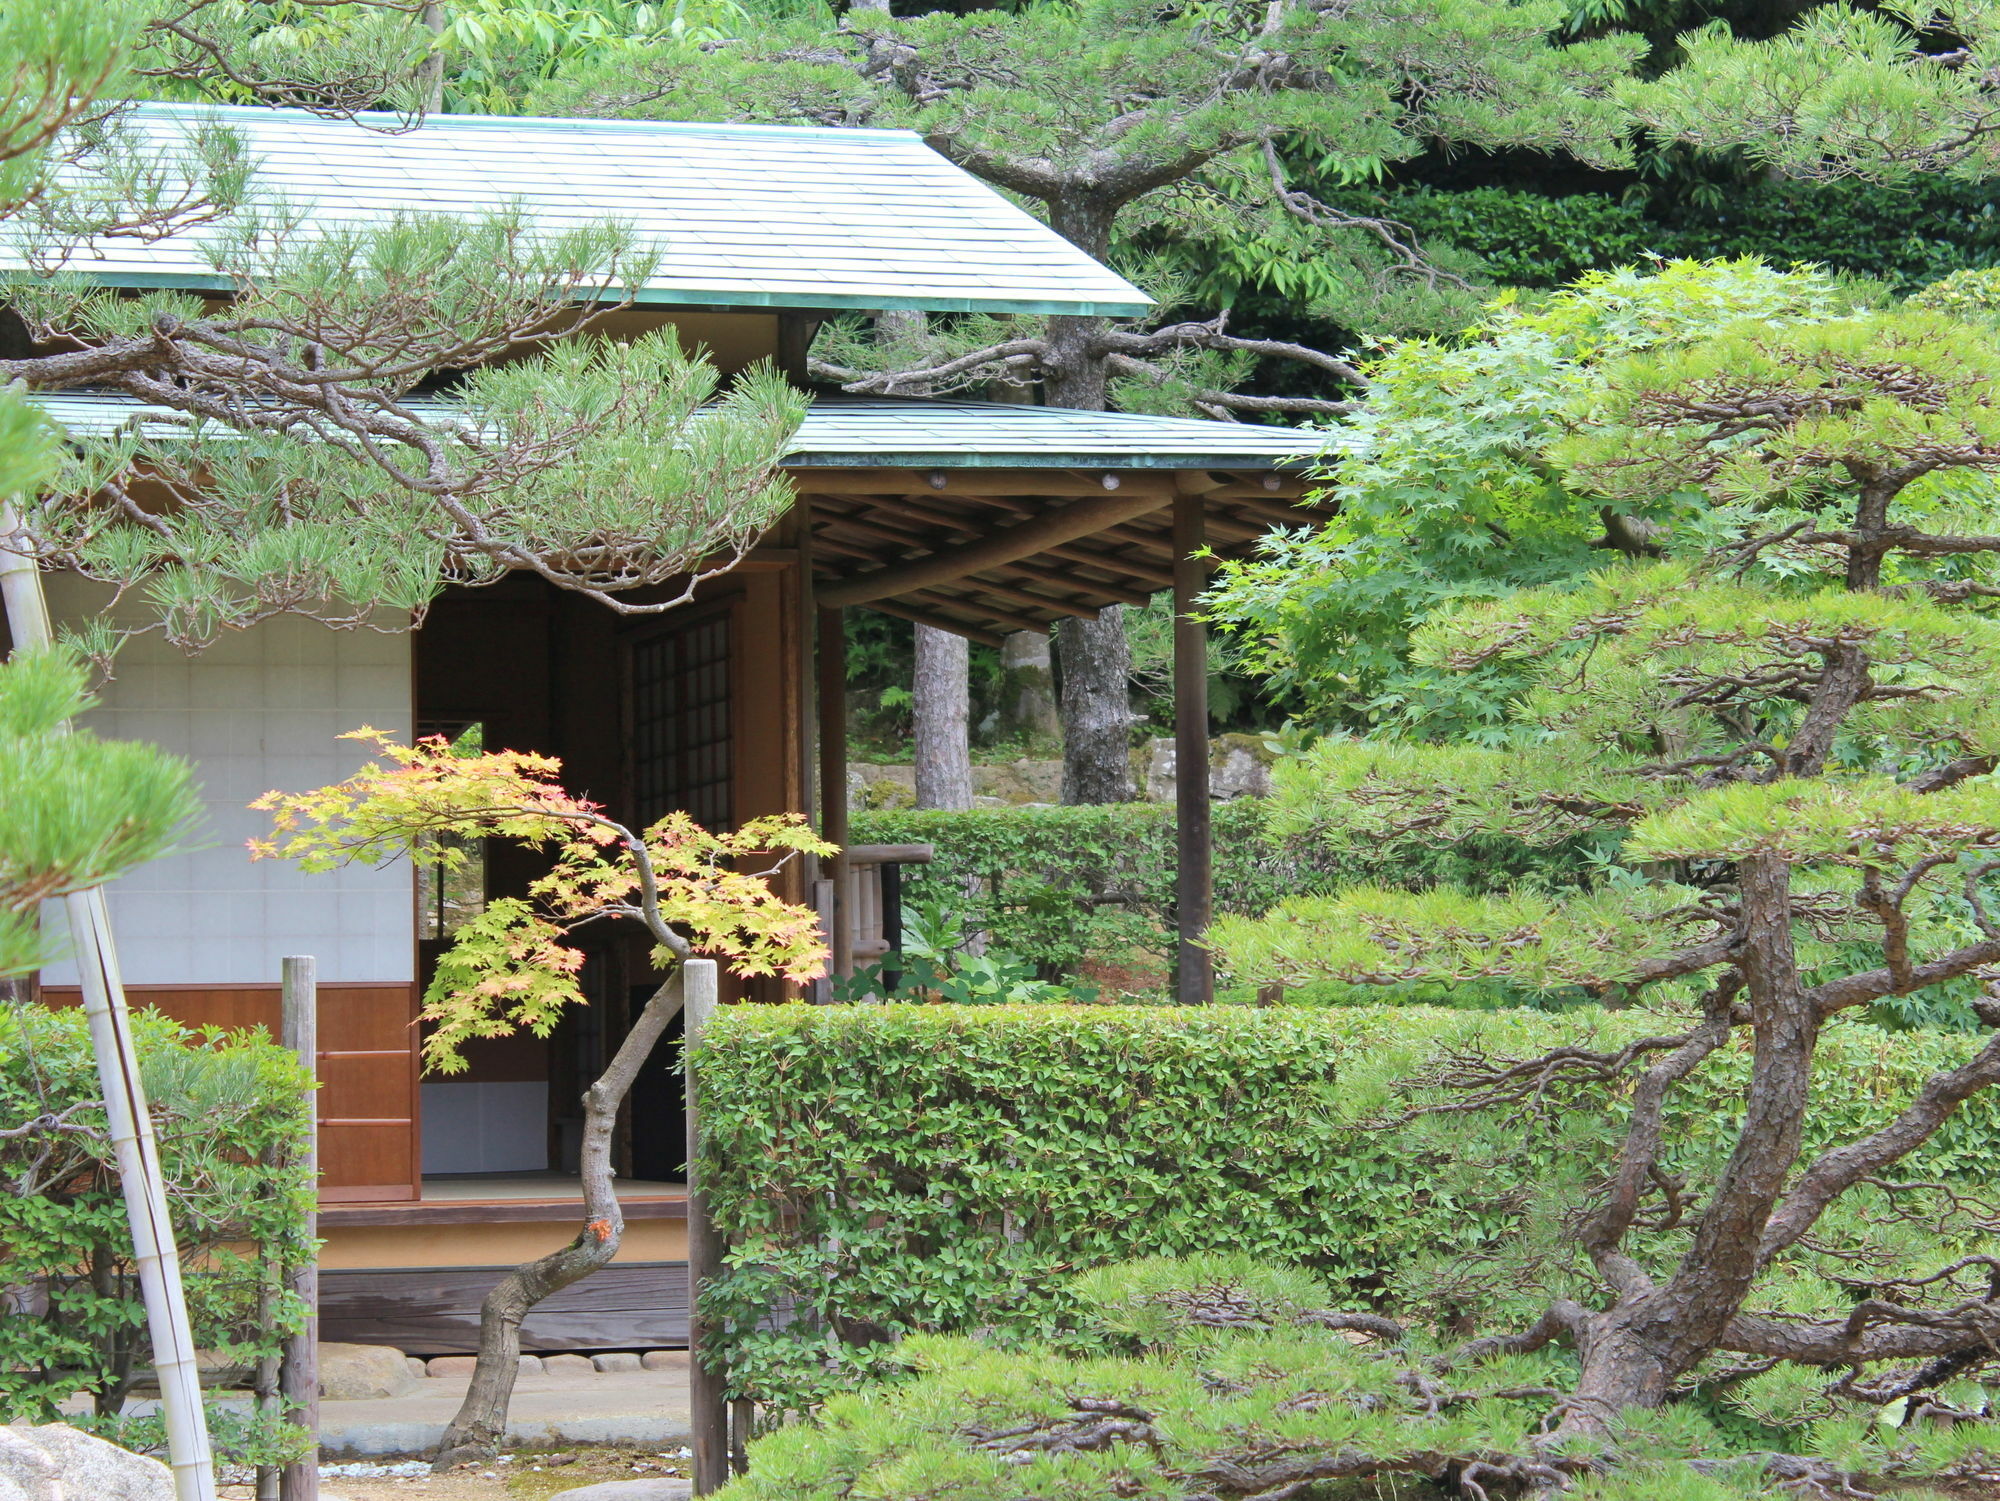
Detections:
218,1447,695,1501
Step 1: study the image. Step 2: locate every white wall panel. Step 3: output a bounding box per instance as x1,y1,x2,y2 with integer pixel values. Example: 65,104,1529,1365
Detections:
41,578,415,986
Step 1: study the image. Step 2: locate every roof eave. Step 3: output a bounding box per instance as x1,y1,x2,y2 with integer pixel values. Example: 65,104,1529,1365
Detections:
32,269,1155,320
784,451,1309,471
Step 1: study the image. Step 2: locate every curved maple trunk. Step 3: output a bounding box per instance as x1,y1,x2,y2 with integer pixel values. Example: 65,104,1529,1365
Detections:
432,972,688,1471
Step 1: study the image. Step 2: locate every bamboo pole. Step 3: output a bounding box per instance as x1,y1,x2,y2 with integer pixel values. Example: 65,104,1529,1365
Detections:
0,520,218,1501
279,956,320,1501
683,958,729,1494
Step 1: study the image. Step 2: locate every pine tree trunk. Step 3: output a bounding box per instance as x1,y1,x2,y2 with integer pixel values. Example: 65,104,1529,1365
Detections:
912,623,973,811
416,3,446,112
1557,854,1820,1436
1058,608,1136,804
431,975,688,1472
998,631,1060,742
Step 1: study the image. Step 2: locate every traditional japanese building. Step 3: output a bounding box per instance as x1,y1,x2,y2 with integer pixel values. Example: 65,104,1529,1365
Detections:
15,103,1318,1350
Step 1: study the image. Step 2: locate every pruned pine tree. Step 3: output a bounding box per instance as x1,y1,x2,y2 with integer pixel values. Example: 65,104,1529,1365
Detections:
1635,0,2000,185
0,4,804,653
535,0,1639,799
1211,299,2000,1489
537,0,1638,419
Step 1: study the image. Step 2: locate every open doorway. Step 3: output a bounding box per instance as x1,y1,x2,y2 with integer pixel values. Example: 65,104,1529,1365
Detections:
407,569,799,1201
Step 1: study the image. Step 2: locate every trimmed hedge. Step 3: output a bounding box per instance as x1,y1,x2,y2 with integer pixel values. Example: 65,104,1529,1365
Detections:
696,1002,2000,1410
849,803,1583,983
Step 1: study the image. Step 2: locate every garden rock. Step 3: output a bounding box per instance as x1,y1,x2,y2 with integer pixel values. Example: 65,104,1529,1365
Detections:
1143,734,1273,804
551,1481,693,1501
0,1423,173,1501
319,1342,418,1400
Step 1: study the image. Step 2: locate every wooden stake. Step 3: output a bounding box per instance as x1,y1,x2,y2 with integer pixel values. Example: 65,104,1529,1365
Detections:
684,959,729,1494
280,956,320,1501
1173,493,1214,1006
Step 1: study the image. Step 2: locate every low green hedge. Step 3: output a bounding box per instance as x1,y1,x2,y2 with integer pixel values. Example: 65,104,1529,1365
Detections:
849,803,1584,983
0,1004,315,1464
695,1002,2000,1412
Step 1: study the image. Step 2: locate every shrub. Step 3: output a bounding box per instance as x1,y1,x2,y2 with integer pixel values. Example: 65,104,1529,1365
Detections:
850,803,1588,986
696,1003,2000,1414
0,1004,315,1460
716,1255,2000,1501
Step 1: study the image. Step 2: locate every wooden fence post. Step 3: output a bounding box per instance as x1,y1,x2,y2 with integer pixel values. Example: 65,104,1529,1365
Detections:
684,958,729,1494
279,956,320,1501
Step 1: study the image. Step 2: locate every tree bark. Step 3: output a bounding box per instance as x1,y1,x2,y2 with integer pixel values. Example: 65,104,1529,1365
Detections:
431,973,689,1471
416,3,446,113
912,623,974,811
998,631,1060,743
1561,856,1820,1430
1058,608,1136,804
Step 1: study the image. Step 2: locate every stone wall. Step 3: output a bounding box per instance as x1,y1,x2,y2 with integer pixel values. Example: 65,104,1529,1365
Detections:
849,733,1275,812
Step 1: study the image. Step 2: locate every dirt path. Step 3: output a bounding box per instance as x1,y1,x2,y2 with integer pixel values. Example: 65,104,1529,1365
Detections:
222,1448,693,1501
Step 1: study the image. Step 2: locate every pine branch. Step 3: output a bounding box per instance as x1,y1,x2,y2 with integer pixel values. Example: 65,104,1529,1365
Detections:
1104,355,1354,416
807,337,1047,395
1098,318,1367,386
1261,140,1473,293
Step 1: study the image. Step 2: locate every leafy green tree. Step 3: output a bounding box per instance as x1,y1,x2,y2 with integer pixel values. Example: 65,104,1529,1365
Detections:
1209,258,1873,739
1206,288,2000,1480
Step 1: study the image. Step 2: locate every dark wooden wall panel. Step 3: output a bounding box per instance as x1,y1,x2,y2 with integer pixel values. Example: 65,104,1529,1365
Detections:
43,981,422,1202
319,1262,689,1353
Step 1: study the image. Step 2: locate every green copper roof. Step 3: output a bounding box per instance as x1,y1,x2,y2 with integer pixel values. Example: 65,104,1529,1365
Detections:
28,391,1317,471
785,397,1315,468
12,103,1152,317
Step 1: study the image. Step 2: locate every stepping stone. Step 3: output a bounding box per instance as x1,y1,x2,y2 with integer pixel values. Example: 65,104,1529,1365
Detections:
591,1352,642,1372
319,1343,418,1400
542,1353,595,1375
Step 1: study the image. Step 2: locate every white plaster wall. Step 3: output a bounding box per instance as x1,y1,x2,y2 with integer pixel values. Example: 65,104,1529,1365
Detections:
41,578,415,986
419,1081,551,1174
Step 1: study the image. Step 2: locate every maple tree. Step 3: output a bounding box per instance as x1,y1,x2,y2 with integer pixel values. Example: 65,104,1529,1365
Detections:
252,729,829,1468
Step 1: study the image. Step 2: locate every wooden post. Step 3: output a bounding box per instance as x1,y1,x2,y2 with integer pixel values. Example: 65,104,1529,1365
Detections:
1173,493,1214,1005
279,956,320,1501
683,959,729,1494
817,607,851,980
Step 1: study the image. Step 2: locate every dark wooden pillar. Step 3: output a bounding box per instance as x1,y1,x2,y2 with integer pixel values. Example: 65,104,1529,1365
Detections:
1172,493,1213,1005
817,606,851,979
